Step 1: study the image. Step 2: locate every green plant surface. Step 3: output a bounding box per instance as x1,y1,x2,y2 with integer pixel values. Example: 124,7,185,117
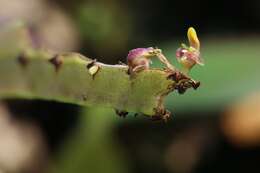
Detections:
1,22,200,117
0,49,177,116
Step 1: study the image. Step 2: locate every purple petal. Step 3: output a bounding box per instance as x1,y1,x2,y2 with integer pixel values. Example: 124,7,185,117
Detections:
127,47,153,61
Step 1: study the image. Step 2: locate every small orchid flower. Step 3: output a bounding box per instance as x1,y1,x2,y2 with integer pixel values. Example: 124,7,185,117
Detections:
176,27,204,74
127,47,160,74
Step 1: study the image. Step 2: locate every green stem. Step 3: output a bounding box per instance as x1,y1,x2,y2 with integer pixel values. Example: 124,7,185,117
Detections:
0,22,198,118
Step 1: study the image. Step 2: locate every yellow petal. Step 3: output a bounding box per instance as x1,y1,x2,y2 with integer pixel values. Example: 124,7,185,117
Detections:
187,27,200,50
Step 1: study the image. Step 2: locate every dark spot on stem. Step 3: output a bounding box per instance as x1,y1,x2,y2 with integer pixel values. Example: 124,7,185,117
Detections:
167,71,180,82
49,55,63,72
86,59,97,69
151,108,171,122
175,79,201,94
176,84,187,94
192,81,201,90
17,53,28,68
115,109,128,118
167,70,200,94
167,71,190,83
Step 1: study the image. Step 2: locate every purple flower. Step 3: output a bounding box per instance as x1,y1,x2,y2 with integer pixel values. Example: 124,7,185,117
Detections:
127,47,154,61
176,47,203,71
175,27,204,73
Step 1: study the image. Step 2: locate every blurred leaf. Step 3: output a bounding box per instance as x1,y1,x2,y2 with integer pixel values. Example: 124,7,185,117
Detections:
50,107,129,173
161,37,260,114
76,1,132,58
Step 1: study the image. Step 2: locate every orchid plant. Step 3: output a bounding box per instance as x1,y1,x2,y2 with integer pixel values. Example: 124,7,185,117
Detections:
0,23,203,121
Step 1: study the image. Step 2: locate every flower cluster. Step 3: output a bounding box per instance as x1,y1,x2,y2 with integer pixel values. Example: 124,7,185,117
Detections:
126,27,204,75
176,27,204,73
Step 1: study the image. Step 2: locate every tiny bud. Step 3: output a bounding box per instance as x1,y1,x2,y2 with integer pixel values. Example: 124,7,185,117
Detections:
127,47,156,73
86,60,100,78
88,65,100,77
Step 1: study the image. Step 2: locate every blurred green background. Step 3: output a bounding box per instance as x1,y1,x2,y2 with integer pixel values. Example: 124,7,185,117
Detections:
0,0,260,173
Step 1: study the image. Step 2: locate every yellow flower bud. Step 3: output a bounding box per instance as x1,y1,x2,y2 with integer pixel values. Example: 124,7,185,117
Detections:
187,27,200,50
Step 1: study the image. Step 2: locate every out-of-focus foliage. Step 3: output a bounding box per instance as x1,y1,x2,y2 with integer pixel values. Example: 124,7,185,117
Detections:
0,0,80,52
163,38,260,114
75,0,133,61
51,107,128,173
